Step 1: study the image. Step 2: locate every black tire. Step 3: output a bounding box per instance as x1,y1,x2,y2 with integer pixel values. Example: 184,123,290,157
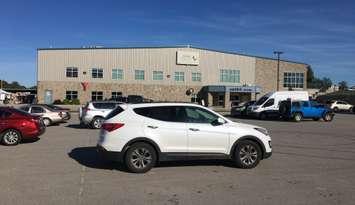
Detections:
259,112,267,120
91,117,104,129
323,112,333,122
234,140,262,169
43,118,52,127
312,117,320,121
293,113,302,122
333,107,339,112
124,142,157,173
1,129,21,146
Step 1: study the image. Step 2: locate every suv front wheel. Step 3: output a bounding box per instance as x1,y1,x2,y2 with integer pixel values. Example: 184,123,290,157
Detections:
125,143,157,173
234,140,262,169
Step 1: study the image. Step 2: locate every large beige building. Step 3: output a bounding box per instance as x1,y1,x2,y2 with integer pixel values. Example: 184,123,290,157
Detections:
37,46,308,108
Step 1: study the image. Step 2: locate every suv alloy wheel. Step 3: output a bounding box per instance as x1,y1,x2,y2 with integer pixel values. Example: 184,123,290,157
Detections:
91,117,104,129
124,142,157,173
234,140,262,169
294,113,302,122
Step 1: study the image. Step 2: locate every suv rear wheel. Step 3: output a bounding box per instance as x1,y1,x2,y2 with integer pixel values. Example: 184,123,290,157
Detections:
124,142,157,173
294,113,302,122
323,112,333,122
234,140,262,169
91,117,104,129
2,129,21,146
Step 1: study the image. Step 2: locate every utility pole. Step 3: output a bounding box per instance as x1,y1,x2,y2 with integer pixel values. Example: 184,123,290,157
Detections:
274,51,283,91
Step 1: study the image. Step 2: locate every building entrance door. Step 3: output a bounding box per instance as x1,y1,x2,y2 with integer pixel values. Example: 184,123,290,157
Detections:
212,92,225,106
44,90,53,104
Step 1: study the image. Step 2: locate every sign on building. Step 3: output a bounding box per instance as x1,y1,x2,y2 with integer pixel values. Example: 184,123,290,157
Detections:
176,51,199,65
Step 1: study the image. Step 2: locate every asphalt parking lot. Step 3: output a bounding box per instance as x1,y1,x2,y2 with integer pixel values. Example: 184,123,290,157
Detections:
1,113,355,205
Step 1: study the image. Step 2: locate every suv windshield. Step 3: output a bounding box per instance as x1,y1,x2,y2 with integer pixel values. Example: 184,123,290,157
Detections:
255,96,269,105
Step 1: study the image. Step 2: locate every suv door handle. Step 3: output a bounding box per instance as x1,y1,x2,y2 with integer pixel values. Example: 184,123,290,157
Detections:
147,125,158,129
189,128,199,131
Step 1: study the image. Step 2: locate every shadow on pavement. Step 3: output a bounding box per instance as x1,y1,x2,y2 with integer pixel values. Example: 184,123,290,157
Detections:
66,124,90,129
69,146,236,172
68,146,126,171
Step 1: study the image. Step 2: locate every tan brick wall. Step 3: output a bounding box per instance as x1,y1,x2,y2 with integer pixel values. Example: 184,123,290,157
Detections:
37,81,202,104
255,58,308,97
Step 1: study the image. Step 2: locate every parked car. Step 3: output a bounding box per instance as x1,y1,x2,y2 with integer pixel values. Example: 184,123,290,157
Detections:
348,86,355,91
97,103,272,173
231,101,256,117
279,100,334,122
41,104,71,120
328,100,353,112
0,107,45,145
19,104,64,126
79,101,123,129
248,91,309,119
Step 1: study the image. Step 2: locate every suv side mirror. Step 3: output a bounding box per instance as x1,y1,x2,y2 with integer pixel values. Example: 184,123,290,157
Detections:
211,117,226,126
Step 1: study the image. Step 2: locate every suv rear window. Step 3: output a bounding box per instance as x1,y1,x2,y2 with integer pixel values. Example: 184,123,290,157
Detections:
93,103,118,109
133,106,185,122
105,106,125,120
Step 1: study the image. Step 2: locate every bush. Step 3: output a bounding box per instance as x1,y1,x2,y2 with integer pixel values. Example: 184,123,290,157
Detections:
62,99,71,105
72,99,80,105
53,99,62,104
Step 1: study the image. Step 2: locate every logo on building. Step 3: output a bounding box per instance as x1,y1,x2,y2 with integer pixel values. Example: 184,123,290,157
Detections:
176,51,199,65
81,82,89,91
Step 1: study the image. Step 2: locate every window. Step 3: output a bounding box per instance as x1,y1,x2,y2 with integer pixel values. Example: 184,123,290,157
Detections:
192,72,201,82
91,91,103,101
66,91,78,100
134,106,186,122
66,67,78,78
283,72,304,88
111,92,122,100
153,71,163,80
135,70,145,80
112,69,123,80
220,69,240,83
19,106,30,112
302,101,309,107
105,106,124,120
92,102,119,109
184,107,218,124
292,102,301,108
92,68,103,78
0,110,11,118
174,72,184,82
263,99,274,107
31,106,45,114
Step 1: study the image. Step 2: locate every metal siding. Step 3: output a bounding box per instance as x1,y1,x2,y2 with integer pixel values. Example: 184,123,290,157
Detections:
37,47,256,86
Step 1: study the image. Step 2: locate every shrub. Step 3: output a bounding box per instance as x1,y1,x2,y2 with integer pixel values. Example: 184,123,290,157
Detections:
53,99,62,104
72,99,80,105
62,99,71,105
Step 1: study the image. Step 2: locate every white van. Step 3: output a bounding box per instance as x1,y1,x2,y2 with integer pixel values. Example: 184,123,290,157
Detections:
248,91,309,119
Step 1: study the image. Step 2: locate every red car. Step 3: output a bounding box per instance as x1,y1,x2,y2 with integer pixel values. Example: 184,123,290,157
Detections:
0,107,45,146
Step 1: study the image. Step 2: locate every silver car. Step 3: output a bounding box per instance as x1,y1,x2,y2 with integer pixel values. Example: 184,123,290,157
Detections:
19,105,64,126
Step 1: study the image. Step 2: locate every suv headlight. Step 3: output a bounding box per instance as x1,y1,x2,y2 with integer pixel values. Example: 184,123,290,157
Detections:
254,127,269,136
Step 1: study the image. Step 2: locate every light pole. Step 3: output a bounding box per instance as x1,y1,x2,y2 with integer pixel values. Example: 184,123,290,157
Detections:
274,51,283,91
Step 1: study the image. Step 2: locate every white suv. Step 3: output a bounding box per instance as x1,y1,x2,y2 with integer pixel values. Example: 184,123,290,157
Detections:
329,100,353,112
79,101,123,129
97,103,272,173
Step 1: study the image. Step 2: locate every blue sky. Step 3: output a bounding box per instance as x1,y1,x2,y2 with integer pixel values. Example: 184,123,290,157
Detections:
0,0,354,87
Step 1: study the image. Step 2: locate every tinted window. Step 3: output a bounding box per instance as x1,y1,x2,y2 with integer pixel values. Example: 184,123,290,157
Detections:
292,102,301,108
256,96,269,105
184,107,218,124
93,103,117,109
134,106,185,122
263,99,274,107
302,101,309,107
31,107,45,113
0,110,11,118
105,106,125,120
20,106,30,112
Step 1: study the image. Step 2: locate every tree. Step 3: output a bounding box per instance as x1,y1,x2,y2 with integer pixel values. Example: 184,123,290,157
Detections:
338,81,348,91
320,77,332,92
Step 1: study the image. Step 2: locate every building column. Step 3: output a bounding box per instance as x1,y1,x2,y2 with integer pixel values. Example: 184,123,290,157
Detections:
207,92,213,107
224,92,230,109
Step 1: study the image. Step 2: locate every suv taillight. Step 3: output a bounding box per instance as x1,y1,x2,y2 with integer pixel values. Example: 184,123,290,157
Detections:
102,123,124,132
